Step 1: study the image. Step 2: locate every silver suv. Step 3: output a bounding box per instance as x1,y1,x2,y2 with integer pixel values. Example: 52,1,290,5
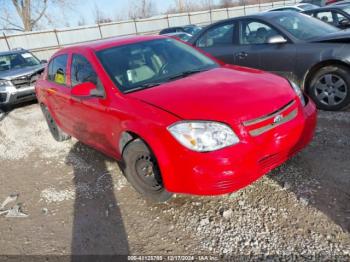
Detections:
0,49,46,107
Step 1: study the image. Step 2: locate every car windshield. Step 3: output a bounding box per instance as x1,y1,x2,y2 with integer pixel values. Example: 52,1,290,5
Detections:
0,51,41,72
271,12,339,40
96,38,218,93
341,6,350,13
184,26,202,35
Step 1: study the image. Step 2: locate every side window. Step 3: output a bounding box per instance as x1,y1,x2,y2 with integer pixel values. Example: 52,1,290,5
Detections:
240,21,279,45
48,54,68,85
71,54,98,87
196,23,235,48
334,11,346,24
315,11,334,23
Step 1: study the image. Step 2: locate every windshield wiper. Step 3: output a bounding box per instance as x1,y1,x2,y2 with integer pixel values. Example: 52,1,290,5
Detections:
124,82,162,93
167,68,210,81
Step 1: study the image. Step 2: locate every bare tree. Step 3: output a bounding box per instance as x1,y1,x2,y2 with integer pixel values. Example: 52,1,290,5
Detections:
129,0,156,19
201,0,214,10
219,0,233,8
93,3,112,24
0,0,72,32
169,0,202,13
77,16,86,26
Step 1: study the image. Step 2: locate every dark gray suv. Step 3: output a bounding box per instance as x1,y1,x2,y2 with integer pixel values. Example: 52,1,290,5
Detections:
0,49,45,107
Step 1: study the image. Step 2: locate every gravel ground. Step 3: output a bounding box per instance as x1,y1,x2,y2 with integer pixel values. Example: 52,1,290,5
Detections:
0,103,349,259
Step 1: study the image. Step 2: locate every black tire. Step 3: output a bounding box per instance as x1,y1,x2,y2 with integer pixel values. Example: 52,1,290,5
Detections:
0,109,5,121
41,105,71,142
308,65,350,111
122,139,173,202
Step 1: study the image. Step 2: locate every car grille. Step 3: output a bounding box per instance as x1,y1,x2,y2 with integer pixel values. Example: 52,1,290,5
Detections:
0,93,7,103
258,151,287,173
243,100,298,137
11,71,42,89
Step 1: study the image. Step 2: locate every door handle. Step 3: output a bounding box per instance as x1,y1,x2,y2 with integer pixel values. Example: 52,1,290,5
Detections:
235,52,248,59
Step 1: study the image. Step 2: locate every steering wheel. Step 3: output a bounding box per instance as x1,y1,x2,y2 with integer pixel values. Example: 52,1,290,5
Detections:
158,62,170,76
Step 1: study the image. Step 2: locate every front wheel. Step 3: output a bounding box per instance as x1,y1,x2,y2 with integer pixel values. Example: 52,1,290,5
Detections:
308,65,350,111
122,139,173,202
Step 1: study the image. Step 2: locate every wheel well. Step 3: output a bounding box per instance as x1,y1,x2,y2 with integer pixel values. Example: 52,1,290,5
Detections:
303,60,350,94
118,131,140,155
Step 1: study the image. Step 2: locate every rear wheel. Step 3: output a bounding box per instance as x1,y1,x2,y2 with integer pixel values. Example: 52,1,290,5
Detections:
0,109,5,121
41,105,71,142
122,139,173,202
308,65,350,111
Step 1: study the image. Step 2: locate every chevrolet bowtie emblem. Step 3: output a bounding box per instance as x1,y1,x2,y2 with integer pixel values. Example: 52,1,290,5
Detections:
273,114,283,124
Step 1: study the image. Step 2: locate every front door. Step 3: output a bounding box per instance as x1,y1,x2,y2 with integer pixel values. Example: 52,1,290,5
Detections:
235,19,296,79
69,53,116,156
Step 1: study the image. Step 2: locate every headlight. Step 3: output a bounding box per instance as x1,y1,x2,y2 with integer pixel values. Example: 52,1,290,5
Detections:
0,80,12,91
290,81,305,106
168,121,239,152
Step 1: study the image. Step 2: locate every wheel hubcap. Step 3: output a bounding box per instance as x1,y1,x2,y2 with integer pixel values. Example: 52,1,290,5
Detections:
314,73,347,106
135,155,162,191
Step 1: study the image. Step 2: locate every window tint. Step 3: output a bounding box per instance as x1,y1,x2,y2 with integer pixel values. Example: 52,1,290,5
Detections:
316,11,334,23
335,11,346,23
196,23,235,48
71,54,98,86
271,12,339,40
240,21,279,44
97,38,217,93
48,54,68,85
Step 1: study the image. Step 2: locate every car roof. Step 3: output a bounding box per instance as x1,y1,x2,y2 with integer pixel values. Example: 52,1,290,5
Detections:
304,4,348,11
268,6,301,11
207,10,301,25
164,32,191,36
53,35,167,56
0,49,29,56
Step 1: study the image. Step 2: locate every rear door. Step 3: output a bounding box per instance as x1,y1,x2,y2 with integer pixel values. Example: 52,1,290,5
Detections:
194,21,238,64
45,54,73,133
235,19,296,79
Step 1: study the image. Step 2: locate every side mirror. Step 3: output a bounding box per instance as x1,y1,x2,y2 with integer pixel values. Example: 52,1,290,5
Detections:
71,82,104,98
41,59,47,64
267,35,287,44
339,19,350,27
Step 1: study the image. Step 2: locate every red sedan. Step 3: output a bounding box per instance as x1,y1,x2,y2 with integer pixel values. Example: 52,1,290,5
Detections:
35,35,317,202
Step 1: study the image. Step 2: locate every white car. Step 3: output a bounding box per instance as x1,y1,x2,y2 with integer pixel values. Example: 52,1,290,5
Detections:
266,3,319,12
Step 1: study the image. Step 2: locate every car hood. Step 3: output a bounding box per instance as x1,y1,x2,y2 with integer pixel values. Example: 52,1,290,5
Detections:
127,66,296,124
309,29,350,43
0,64,45,80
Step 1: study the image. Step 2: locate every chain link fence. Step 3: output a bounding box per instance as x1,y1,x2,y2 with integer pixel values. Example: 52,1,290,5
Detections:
0,0,298,60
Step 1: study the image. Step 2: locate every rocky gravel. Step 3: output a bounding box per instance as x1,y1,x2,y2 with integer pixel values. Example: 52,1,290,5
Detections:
0,103,349,259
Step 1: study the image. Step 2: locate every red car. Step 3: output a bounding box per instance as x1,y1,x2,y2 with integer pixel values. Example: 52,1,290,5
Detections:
36,35,317,202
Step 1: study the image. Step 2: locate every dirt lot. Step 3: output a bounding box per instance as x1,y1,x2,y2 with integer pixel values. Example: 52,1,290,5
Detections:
0,103,349,259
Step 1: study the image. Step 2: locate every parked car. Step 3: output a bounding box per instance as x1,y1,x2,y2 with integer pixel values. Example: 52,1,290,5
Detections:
189,11,350,111
330,0,350,5
164,32,193,42
300,0,343,6
0,49,46,108
159,24,202,35
303,4,350,28
35,35,316,202
267,3,319,12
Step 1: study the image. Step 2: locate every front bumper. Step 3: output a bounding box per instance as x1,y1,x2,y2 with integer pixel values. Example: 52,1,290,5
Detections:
0,85,36,106
158,98,317,195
